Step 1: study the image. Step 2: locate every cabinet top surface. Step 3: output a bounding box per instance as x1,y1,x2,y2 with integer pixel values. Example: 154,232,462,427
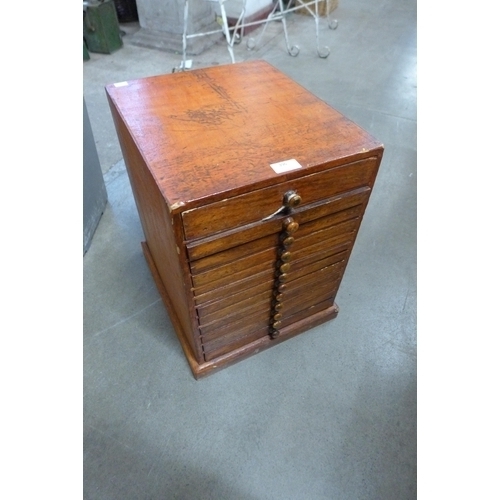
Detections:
106,60,383,212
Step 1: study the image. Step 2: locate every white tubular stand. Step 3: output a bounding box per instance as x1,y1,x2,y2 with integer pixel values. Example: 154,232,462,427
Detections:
180,0,338,70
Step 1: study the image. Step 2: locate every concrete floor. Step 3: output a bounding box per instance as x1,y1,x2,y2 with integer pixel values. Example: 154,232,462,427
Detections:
83,0,416,498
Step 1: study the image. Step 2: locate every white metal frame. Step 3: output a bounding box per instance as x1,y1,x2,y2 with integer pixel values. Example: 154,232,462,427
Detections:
180,0,338,70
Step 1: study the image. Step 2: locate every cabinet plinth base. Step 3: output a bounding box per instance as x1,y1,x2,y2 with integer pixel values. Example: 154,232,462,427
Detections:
142,241,339,379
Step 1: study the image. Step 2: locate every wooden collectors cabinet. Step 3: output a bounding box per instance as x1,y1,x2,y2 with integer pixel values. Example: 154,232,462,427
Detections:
106,60,383,378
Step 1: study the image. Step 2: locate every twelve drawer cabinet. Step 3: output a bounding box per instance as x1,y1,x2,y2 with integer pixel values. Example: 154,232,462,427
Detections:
106,60,384,378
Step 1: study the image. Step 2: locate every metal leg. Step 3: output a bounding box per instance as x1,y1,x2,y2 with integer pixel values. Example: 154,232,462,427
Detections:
182,0,189,71
231,6,246,46
278,0,299,56
314,0,329,58
246,2,279,51
218,0,236,63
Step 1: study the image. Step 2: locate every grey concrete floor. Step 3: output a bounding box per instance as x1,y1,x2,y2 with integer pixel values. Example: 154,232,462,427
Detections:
83,0,416,498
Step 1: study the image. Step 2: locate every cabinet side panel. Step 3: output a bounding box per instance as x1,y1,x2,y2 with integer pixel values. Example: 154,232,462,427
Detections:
107,97,203,362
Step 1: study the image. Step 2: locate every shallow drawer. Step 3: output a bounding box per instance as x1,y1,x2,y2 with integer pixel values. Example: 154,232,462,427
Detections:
199,260,343,333
280,277,342,319
190,218,358,292
198,287,273,326
280,299,334,330
185,187,370,262
203,326,270,362
188,202,364,275
191,249,277,290
196,278,274,321
193,268,276,307
199,299,271,334
285,254,347,285
182,157,378,241
201,310,271,344
202,278,342,361
195,251,346,318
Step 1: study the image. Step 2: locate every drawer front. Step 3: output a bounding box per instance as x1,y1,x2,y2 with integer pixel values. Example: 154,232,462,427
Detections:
194,268,275,307
192,209,359,351
197,278,274,319
203,326,270,362
182,157,378,241
184,162,377,359
198,286,274,324
186,186,370,262
201,309,271,343
199,300,271,335
200,274,342,362
190,217,358,293
196,250,347,319
188,200,364,274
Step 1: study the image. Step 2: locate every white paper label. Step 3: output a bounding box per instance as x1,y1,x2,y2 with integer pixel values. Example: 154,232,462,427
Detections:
270,159,303,174
114,81,129,87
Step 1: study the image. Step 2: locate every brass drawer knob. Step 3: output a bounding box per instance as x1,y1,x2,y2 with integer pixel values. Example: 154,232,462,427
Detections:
273,302,283,311
277,283,287,292
280,251,292,262
283,190,302,209
282,217,299,234
269,329,280,339
274,292,284,301
281,235,294,247
277,262,291,273
271,320,282,329
277,273,288,283
272,312,283,321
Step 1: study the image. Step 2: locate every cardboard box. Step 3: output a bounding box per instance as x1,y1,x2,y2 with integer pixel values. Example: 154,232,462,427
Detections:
296,0,338,17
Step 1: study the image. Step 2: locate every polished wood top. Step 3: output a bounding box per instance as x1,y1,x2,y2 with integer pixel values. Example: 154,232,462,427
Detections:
106,60,383,213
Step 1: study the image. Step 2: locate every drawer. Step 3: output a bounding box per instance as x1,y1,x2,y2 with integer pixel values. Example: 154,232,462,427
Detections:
191,249,277,291
284,262,344,296
203,326,270,362
197,278,274,320
196,252,347,324
196,280,274,324
198,287,273,326
188,200,364,274
202,275,342,361
201,311,271,344
285,253,347,285
194,268,275,307
182,157,378,241
195,251,346,318
199,260,343,335
190,218,359,293
185,186,371,262
199,300,271,334
280,299,334,330
192,240,350,307
280,277,342,319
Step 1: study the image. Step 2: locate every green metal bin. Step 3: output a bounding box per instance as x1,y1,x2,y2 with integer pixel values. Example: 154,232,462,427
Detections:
83,0,123,54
